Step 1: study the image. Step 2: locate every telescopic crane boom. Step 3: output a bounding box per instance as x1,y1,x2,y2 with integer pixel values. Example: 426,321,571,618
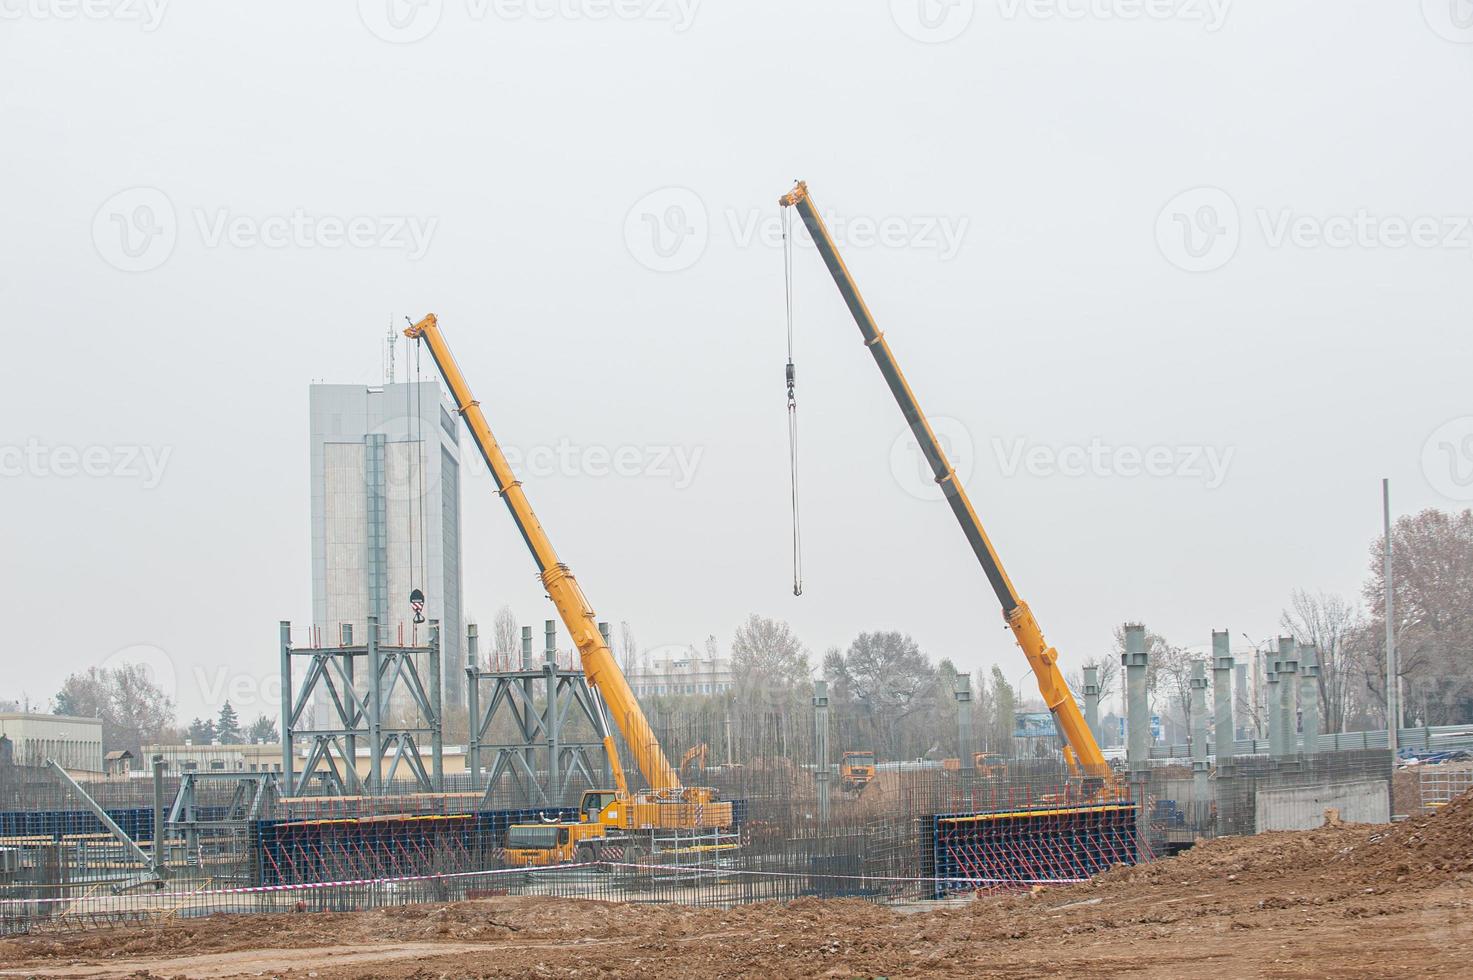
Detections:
779,182,1111,784
405,313,681,797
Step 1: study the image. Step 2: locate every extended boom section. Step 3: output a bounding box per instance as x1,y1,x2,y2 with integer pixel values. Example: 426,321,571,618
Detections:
779,182,1111,787
405,314,678,796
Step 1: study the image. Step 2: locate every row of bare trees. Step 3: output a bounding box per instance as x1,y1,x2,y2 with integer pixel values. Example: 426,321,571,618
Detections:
1286,507,1473,729
1105,507,1473,739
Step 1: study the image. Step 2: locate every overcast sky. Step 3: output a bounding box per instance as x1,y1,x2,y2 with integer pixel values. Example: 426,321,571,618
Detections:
2,0,1470,722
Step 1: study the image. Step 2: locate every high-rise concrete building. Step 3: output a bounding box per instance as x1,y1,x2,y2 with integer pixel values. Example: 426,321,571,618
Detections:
309,381,464,706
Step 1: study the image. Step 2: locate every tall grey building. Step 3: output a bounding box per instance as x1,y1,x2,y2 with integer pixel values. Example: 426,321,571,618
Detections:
309,381,464,707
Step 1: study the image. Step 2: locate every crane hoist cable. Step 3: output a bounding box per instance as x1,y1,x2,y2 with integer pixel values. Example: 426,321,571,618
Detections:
783,203,803,597
404,316,429,627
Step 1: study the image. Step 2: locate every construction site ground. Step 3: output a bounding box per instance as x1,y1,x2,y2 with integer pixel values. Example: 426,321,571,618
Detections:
3,793,1471,980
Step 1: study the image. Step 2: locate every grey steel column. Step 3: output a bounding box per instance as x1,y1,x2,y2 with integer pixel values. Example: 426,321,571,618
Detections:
547,624,562,802
429,620,443,791
522,626,535,785
1190,660,1209,829
1277,637,1299,763
1123,624,1150,862
279,622,293,787
466,624,480,783
151,755,167,873
341,623,356,778
1299,643,1320,756
954,671,974,767
812,680,830,826
1083,666,1101,747
368,615,383,793
1264,650,1280,759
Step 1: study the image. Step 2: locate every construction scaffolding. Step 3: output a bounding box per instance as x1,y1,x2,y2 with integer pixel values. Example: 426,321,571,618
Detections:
465,621,613,808
279,617,444,796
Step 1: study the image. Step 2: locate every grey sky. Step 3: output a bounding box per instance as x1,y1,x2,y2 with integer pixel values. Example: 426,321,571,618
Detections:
2,1,1470,721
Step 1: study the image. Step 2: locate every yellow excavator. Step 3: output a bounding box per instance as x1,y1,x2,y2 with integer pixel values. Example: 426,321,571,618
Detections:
404,314,734,867
779,182,1121,802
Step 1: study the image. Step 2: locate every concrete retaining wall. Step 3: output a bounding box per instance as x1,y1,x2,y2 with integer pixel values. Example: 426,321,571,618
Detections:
1254,778,1390,832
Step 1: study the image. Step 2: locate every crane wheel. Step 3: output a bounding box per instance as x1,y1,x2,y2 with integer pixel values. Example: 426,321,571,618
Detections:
575,843,598,866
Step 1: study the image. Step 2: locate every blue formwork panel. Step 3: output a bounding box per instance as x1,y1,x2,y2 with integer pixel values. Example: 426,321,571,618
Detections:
929,803,1142,899
0,806,233,842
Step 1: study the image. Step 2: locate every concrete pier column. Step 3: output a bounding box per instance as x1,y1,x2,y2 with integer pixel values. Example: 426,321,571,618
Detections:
1211,631,1235,767
1277,637,1299,763
812,680,830,826
1083,666,1102,748
1211,631,1236,836
1190,660,1209,830
1299,643,1320,756
1122,624,1151,861
1124,626,1150,770
1264,650,1281,759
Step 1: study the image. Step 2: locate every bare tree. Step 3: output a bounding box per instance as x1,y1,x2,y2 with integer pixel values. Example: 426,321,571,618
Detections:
731,614,810,706
1360,508,1473,726
1280,589,1364,733
824,632,937,761
492,605,519,665
618,621,639,677
989,666,1016,756
1151,644,1197,738
53,664,175,756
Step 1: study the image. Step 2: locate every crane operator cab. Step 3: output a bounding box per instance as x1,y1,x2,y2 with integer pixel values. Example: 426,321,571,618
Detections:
503,789,623,868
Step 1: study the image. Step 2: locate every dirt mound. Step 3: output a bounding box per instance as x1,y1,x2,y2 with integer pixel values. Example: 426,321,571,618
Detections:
5,797,1473,978
1340,786,1473,885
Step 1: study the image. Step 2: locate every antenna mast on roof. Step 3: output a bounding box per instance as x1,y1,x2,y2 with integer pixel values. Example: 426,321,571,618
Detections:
384,317,397,384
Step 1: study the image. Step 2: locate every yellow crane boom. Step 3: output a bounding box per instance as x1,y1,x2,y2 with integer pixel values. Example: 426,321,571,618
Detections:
405,313,680,795
779,182,1110,784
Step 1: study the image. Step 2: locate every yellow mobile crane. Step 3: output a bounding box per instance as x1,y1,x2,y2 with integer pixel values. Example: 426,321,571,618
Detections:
778,183,1117,798
404,314,734,866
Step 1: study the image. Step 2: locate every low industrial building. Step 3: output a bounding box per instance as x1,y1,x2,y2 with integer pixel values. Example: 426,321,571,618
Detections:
0,712,104,772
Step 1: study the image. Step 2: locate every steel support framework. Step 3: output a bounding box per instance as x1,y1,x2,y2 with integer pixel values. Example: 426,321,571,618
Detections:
280,617,444,796
466,620,612,807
